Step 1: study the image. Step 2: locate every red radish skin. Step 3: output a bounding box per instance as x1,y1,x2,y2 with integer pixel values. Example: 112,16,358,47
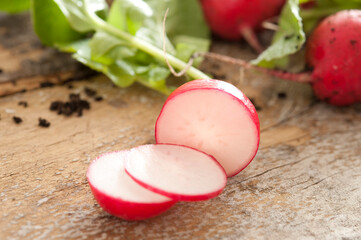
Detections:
155,79,260,177
200,0,285,52
305,10,361,106
124,144,227,201
87,151,176,221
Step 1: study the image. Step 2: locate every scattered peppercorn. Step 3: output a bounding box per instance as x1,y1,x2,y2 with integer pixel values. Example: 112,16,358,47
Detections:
38,118,50,128
13,116,23,124
50,93,90,117
94,96,103,102
18,101,28,108
84,87,97,97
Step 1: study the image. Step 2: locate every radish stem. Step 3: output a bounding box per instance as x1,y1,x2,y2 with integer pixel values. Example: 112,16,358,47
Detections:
196,52,313,83
300,7,348,20
240,27,264,53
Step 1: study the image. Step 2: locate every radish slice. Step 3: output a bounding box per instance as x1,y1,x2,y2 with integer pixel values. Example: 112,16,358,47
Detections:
87,151,176,221
124,144,227,201
155,79,260,177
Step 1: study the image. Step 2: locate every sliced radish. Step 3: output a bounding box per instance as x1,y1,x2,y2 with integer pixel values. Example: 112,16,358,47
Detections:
86,151,176,221
155,79,260,177
124,144,227,201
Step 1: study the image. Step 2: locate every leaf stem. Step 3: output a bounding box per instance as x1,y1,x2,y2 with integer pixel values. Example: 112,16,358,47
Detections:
83,0,210,82
300,6,349,20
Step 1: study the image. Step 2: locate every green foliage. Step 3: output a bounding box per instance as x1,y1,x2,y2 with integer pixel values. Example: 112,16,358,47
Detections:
31,0,85,46
252,0,305,68
3,0,211,94
0,0,30,13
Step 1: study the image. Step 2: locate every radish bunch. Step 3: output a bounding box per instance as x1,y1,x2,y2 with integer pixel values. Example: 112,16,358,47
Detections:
200,10,361,106
87,79,260,220
200,0,286,52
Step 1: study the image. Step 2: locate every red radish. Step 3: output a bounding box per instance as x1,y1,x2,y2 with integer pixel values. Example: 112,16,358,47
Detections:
305,10,361,106
87,151,176,221
124,144,227,201
197,10,361,106
155,79,260,177
200,0,286,52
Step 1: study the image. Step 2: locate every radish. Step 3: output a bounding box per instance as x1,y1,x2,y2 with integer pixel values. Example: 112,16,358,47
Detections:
86,151,176,221
200,0,286,52
305,10,361,106
124,144,227,201
155,79,260,177
197,10,361,106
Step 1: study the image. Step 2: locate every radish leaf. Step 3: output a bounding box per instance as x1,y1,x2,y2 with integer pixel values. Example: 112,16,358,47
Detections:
32,0,210,94
0,0,30,13
31,0,85,46
252,0,305,68
53,0,108,32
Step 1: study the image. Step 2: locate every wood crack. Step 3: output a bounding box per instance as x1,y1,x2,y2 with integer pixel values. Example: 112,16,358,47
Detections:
46,131,85,147
0,172,19,180
302,174,336,190
234,155,312,185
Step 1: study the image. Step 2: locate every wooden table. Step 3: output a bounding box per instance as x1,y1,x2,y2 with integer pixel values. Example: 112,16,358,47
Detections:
1,12,361,240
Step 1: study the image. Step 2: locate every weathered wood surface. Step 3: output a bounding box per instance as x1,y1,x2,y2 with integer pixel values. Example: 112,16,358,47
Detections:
1,12,361,240
0,12,94,97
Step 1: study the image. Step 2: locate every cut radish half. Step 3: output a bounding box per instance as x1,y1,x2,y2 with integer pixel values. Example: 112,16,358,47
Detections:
124,144,227,201
155,79,260,177
87,151,176,221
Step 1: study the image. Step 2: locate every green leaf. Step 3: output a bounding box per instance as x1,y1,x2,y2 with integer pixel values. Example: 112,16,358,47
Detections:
0,0,30,13
252,0,305,68
98,0,210,93
53,0,108,32
108,0,210,59
173,35,210,65
107,0,176,53
32,0,210,94
149,0,209,40
89,31,135,60
315,0,361,7
31,0,84,46
60,33,172,93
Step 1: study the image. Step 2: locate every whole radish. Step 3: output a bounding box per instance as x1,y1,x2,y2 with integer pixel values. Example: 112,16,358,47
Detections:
305,9,361,106
200,0,286,52
198,10,361,106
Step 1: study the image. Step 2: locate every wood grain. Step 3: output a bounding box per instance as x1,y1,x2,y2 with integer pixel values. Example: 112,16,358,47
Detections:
1,11,361,240
0,13,95,97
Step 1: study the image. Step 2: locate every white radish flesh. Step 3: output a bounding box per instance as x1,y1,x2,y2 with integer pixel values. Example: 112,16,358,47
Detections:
155,79,260,177
124,144,227,201
87,151,176,220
